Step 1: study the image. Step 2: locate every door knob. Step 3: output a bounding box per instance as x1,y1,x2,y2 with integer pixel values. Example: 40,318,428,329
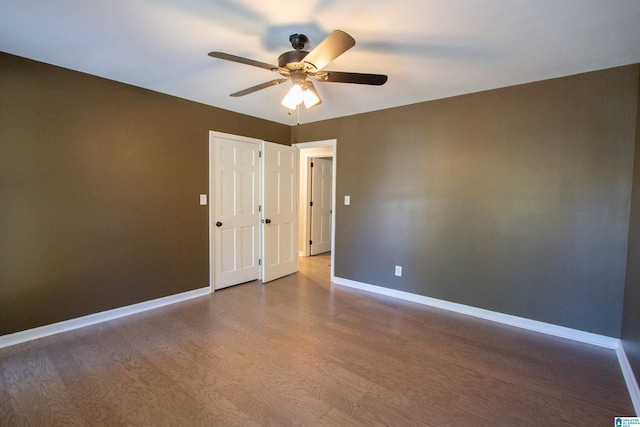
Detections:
265,219,271,224
216,221,222,227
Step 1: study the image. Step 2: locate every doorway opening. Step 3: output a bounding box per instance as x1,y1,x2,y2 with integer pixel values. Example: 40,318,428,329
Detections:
293,139,337,280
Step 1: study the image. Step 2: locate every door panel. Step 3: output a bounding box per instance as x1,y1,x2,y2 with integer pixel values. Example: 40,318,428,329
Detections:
310,158,333,255
212,135,260,289
262,142,298,282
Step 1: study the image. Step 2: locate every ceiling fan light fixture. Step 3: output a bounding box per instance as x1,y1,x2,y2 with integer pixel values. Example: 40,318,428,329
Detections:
303,83,321,109
282,81,322,110
282,83,304,109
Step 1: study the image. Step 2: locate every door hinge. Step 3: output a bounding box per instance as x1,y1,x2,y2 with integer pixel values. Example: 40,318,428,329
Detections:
309,240,313,245
259,205,261,212
310,201,313,207
259,151,262,158
259,258,261,266
310,162,314,167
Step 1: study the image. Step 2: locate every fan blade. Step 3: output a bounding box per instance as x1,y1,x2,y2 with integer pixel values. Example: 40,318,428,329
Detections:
302,30,355,71
208,52,278,71
230,79,288,97
315,71,388,86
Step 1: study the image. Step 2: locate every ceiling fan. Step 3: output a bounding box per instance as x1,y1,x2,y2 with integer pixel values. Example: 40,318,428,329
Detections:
208,30,388,110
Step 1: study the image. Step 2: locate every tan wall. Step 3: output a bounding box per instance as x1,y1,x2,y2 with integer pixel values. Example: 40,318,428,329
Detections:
294,65,639,337
622,66,640,383
0,52,289,335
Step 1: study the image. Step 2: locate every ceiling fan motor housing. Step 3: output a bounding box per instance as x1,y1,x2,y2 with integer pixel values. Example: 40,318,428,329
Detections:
278,50,309,68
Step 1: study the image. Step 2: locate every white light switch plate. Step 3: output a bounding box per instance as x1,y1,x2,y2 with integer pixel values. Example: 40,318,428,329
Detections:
200,194,207,205
344,195,350,205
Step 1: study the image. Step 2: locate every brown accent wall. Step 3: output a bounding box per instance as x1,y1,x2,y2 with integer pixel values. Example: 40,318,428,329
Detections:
622,67,640,381
293,65,639,337
0,52,289,335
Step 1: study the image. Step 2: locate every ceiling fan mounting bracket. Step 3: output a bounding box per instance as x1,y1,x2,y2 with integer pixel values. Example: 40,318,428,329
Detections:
289,34,309,50
313,71,328,81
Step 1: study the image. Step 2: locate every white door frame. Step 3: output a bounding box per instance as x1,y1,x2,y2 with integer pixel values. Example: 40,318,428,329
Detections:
292,139,337,280
297,148,333,257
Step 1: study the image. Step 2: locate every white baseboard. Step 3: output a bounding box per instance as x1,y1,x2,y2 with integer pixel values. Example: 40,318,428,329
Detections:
332,276,619,348
617,343,640,415
332,275,640,414
0,287,211,349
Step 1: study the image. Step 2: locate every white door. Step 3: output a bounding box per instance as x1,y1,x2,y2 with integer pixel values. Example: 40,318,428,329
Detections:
262,142,298,282
211,134,260,289
310,158,333,255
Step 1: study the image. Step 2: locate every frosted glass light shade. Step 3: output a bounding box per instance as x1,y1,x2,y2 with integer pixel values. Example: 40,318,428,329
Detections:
303,88,320,108
282,84,303,109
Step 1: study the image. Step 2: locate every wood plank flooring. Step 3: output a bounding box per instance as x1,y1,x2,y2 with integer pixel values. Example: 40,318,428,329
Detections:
0,253,634,426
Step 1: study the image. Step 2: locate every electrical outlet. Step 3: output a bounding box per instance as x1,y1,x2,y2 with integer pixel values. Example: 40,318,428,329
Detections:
395,265,402,277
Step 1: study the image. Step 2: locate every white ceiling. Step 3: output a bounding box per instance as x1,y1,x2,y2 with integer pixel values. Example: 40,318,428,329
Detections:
2,0,640,125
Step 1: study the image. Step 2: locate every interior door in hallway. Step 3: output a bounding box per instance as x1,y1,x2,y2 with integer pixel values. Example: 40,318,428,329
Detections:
310,158,332,255
211,134,260,289
262,142,298,282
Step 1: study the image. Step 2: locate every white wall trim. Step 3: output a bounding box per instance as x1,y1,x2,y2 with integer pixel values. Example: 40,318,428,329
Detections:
332,276,619,348
617,342,640,415
0,287,211,349
293,139,336,149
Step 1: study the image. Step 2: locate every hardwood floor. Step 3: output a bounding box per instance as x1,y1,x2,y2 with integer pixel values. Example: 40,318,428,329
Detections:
0,253,634,426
